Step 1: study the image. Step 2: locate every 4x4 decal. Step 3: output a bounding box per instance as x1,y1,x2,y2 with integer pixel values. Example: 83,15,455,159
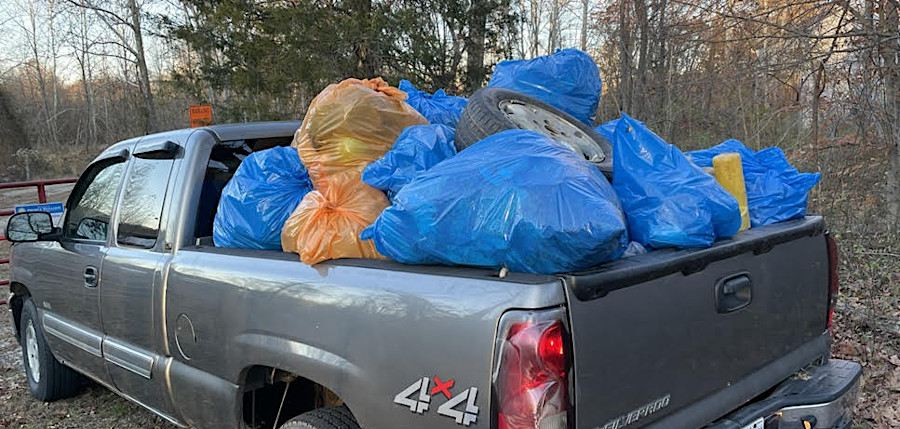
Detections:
394,376,479,426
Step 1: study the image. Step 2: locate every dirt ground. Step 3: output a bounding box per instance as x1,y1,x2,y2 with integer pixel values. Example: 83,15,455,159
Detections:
0,313,177,429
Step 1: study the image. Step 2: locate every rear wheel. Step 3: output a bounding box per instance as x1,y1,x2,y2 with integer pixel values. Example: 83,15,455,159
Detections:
20,298,82,402
455,87,613,177
278,406,360,429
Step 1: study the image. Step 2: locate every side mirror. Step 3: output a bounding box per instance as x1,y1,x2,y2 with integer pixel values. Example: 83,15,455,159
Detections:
6,212,55,243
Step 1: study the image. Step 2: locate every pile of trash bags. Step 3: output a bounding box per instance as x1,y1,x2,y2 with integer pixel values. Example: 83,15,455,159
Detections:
488,48,602,126
362,124,456,200
211,48,820,275
282,78,427,265
610,114,741,249
293,78,427,188
399,80,467,129
213,146,313,250
361,130,628,273
687,140,821,227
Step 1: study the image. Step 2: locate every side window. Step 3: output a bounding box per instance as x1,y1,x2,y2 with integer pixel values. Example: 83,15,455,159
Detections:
64,161,125,242
117,158,175,249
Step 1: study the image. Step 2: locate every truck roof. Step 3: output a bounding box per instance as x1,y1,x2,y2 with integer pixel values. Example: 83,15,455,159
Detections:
98,121,303,159
202,120,303,141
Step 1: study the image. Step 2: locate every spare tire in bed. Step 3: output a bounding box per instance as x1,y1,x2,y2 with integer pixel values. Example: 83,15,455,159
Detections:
455,87,613,176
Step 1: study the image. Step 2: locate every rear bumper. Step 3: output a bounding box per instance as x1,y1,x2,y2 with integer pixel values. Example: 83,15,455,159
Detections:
707,359,861,429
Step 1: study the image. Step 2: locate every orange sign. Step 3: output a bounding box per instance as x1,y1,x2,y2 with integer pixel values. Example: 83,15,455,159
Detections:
189,105,213,127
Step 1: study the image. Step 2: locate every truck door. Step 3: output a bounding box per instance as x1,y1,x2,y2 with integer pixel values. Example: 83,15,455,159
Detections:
34,153,126,385
99,139,180,421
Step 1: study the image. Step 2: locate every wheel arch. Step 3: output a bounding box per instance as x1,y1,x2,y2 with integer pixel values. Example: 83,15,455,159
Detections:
8,282,31,341
238,364,356,429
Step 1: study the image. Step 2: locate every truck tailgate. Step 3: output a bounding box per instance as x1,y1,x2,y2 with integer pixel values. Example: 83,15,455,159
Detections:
563,216,830,429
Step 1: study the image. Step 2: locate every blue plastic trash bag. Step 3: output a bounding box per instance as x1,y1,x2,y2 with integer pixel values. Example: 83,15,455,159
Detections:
399,80,468,128
687,139,821,227
612,114,741,249
488,48,602,126
213,146,313,250
362,124,456,199
595,118,620,142
361,129,628,274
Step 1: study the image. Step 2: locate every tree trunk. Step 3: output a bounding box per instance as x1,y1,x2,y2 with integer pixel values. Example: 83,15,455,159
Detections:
350,0,377,76
618,0,633,113
77,0,97,145
27,0,51,147
128,0,158,133
580,0,589,51
633,0,650,118
529,0,540,57
654,0,668,122
465,0,489,91
811,61,825,172
48,0,60,148
548,0,560,53
879,0,900,225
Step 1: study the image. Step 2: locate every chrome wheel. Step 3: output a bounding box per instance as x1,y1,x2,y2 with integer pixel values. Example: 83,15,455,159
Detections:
499,99,607,163
24,320,41,383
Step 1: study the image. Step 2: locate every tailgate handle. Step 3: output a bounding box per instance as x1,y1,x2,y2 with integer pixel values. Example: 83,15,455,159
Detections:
716,273,752,313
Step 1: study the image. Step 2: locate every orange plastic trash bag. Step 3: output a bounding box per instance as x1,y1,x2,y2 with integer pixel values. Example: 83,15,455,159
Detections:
281,174,389,265
294,77,428,187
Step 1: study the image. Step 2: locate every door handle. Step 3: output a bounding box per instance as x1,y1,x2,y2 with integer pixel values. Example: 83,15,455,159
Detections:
716,273,752,313
84,266,98,288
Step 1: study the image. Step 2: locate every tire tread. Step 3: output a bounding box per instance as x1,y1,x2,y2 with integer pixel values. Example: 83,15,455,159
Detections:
279,405,359,429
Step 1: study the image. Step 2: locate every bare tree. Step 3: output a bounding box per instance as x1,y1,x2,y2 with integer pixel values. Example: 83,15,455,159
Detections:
68,0,158,133
16,0,61,147
617,0,634,114
66,0,99,144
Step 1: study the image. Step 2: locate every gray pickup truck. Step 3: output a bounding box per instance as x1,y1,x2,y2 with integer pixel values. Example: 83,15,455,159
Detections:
5,122,861,429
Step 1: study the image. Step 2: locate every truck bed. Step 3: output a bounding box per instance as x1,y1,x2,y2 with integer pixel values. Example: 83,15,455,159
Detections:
189,216,830,429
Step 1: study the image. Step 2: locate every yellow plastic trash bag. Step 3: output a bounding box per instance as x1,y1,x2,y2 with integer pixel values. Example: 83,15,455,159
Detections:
712,153,751,231
281,174,389,265
294,77,428,188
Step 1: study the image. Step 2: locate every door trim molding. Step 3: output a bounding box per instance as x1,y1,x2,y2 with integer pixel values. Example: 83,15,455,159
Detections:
103,337,155,379
42,312,103,358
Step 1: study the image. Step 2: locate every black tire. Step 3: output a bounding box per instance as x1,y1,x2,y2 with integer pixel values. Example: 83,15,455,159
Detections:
455,87,614,176
19,298,82,402
279,406,360,429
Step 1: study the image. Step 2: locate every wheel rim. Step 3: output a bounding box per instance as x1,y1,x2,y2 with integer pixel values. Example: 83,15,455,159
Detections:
25,320,41,383
499,99,607,163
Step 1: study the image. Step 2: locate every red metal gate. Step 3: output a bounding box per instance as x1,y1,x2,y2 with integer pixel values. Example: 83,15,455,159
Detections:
0,178,78,305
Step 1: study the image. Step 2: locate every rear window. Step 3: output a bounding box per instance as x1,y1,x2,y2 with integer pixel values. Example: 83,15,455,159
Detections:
193,136,294,241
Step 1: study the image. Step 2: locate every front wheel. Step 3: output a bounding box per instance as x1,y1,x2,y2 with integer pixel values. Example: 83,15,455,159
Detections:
19,298,82,401
278,406,360,429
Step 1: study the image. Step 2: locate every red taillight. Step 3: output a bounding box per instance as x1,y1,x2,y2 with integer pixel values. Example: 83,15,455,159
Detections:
539,323,566,378
826,233,840,329
494,310,571,429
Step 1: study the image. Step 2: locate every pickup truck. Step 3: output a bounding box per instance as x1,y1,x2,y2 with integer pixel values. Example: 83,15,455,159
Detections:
5,121,861,429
